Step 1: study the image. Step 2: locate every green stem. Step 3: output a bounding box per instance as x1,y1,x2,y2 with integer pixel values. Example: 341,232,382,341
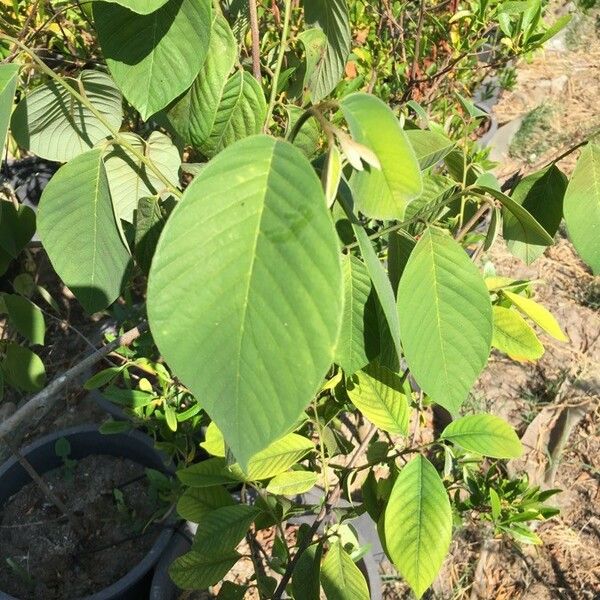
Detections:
2,35,181,198
264,0,292,131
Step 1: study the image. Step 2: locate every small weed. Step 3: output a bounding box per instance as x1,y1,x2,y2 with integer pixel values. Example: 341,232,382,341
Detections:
509,105,559,164
54,437,76,481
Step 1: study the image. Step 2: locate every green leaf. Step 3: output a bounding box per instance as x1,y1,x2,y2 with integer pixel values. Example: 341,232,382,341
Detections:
563,143,600,274
406,129,454,170
0,64,19,167
37,149,130,314
266,470,318,495
492,305,544,361
337,183,403,365
388,230,416,293
286,105,321,159
83,366,124,390
321,541,370,600
203,70,266,158
93,0,212,120
502,290,567,341
192,504,260,553
200,421,226,457
341,93,422,220
11,70,123,162
0,201,36,259
441,413,523,458
148,135,342,466
385,455,451,599
346,364,409,435
94,0,170,14
397,228,492,414
504,165,567,264
3,294,45,345
177,457,241,488
133,196,165,275
475,178,554,248
177,486,235,522
103,131,180,223
292,542,322,600
165,12,237,149
334,254,379,375
1,343,46,392
169,549,240,590
302,0,351,101
242,433,314,481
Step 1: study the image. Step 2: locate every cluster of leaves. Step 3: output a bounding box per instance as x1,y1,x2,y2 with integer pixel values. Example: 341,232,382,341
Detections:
1,0,598,598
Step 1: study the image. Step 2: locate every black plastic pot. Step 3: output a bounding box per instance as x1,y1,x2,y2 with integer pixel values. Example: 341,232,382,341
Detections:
0,425,174,600
150,488,383,600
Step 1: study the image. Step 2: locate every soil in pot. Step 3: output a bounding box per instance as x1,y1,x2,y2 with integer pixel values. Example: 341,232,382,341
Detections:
0,453,164,600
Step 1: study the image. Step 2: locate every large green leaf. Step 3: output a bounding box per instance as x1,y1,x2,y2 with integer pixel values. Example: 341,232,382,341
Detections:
504,165,567,264
492,305,544,361
338,183,403,365
1,343,46,392
346,364,409,435
169,549,240,590
441,413,523,458
192,504,260,553
292,542,322,600
302,0,351,101
475,179,554,248
148,136,342,466
405,129,454,170
103,131,180,222
94,0,170,14
166,12,236,149
334,254,379,375
3,293,45,345
203,70,266,157
0,64,19,167
37,149,130,313
176,485,234,522
397,228,492,414
11,70,122,162
385,455,451,599
321,541,370,600
341,93,422,220
563,143,600,274
93,0,212,120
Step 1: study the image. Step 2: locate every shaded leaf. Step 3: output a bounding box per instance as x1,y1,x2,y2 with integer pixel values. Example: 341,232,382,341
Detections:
193,504,260,553
406,129,454,170
133,196,165,275
3,294,45,345
169,549,240,590
321,541,370,600
0,64,19,167
1,343,46,391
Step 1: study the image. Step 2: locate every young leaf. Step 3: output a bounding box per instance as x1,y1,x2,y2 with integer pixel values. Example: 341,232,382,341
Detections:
83,366,124,390
176,486,235,523
242,433,314,481
504,165,567,264
103,131,180,223
166,12,237,149
340,93,422,220
0,64,19,167
405,129,454,170
397,228,492,414
266,470,319,495
169,549,240,590
203,70,267,157
37,149,130,314
321,541,370,600
148,136,342,467
93,0,212,120
346,364,409,435
385,456,451,599
334,254,380,375
302,0,351,101
503,290,567,341
1,343,46,392
192,505,260,554
3,294,45,345
11,70,123,163
492,305,544,361
563,143,600,274
441,413,523,458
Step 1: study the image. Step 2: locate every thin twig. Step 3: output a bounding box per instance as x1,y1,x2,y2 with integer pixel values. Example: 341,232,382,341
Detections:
248,0,262,81
0,322,148,442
